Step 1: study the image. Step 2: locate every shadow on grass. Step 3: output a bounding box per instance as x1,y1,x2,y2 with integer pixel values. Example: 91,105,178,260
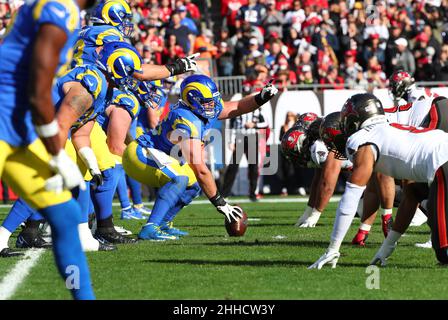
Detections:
143,258,427,269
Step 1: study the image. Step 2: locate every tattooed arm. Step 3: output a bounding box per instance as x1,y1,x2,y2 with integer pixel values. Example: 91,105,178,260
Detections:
56,81,94,145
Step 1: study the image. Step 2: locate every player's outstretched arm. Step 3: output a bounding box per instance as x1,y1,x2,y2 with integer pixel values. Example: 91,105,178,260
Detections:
136,53,199,81
28,24,67,156
314,152,343,212
180,137,242,223
309,146,374,269
219,81,278,120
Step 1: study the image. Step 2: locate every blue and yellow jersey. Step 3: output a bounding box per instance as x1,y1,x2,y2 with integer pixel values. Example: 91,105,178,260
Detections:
71,24,124,68
135,92,168,136
52,65,111,130
0,0,80,146
96,88,140,132
137,101,222,156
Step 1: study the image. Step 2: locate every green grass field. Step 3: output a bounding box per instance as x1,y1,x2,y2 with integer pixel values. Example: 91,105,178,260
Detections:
1,197,448,300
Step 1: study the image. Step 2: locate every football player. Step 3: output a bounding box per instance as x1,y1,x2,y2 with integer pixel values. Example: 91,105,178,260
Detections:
0,0,97,299
122,75,278,240
281,112,352,228
1,41,144,251
310,93,448,269
389,70,437,105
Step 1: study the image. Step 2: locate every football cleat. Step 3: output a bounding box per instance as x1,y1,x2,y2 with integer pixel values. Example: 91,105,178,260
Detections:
409,208,428,227
120,206,145,220
352,229,369,246
160,222,189,237
133,204,152,217
94,227,138,244
16,234,52,249
98,243,118,251
114,225,133,235
381,214,393,238
138,223,179,241
0,248,24,258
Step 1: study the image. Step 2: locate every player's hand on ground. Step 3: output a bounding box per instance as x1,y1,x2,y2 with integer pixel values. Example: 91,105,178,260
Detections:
89,168,103,190
308,250,340,270
298,211,321,228
217,203,243,223
370,241,397,267
46,149,86,192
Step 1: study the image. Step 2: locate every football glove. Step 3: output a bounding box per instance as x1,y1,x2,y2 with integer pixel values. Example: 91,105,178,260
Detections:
217,203,243,223
308,250,340,270
89,168,103,190
298,210,321,228
166,53,199,76
295,206,312,227
255,80,279,106
46,149,86,193
370,240,397,267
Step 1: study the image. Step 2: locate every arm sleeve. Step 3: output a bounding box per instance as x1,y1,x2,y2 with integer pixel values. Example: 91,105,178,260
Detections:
329,182,366,252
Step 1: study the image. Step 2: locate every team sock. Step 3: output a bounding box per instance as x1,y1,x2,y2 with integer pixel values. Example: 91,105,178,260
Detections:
92,168,119,221
147,176,188,226
72,182,91,224
39,199,95,300
2,198,36,233
127,175,142,205
163,183,201,224
115,165,132,209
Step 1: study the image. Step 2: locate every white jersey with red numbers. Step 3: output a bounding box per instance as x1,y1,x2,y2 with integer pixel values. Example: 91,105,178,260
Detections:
346,122,448,183
407,86,437,103
309,140,353,170
384,97,434,127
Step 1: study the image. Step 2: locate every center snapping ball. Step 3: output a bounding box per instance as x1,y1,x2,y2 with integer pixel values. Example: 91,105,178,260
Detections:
225,208,248,237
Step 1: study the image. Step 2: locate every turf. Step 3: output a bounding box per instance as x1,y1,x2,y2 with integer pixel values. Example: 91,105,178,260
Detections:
1,198,448,300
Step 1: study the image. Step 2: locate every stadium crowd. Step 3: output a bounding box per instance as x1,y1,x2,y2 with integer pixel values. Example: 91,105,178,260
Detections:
3,0,448,90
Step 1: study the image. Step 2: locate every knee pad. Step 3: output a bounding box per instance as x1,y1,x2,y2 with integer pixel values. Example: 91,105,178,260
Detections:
158,175,188,202
179,182,201,206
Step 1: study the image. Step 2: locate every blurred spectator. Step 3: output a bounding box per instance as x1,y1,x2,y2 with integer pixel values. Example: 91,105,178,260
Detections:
390,38,415,75
217,42,234,76
184,0,201,20
284,0,305,32
159,0,172,23
317,36,338,78
414,32,437,80
364,57,387,89
262,0,284,38
297,64,316,85
222,0,248,34
340,50,364,88
165,12,194,55
319,65,344,89
236,0,267,29
240,37,267,78
178,5,198,36
362,33,385,67
194,29,218,59
435,44,448,81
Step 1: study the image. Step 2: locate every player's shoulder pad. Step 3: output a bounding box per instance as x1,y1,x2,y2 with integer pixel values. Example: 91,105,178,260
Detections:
75,66,104,99
94,25,124,45
345,126,378,162
170,107,202,139
34,0,80,33
111,89,140,119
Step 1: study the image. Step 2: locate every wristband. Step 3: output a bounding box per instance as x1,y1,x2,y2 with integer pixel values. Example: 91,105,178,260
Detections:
35,119,59,138
209,192,227,207
254,92,266,106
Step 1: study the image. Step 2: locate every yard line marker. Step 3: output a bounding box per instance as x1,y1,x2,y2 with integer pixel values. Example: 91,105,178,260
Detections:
0,249,44,300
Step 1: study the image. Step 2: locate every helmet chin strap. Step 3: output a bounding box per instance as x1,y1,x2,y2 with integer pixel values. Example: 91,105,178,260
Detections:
360,115,387,129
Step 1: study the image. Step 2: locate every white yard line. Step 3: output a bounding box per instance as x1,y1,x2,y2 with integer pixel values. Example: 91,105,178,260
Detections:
0,249,45,300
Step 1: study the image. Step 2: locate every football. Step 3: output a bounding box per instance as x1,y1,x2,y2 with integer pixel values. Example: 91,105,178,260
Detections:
225,209,248,237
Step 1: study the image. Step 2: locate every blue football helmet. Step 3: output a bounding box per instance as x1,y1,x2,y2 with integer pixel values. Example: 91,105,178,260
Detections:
91,0,134,37
134,80,167,109
97,41,142,92
180,75,223,119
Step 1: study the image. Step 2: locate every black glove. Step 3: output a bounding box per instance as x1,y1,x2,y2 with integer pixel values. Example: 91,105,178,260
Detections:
90,169,103,190
254,80,279,106
165,53,199,76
